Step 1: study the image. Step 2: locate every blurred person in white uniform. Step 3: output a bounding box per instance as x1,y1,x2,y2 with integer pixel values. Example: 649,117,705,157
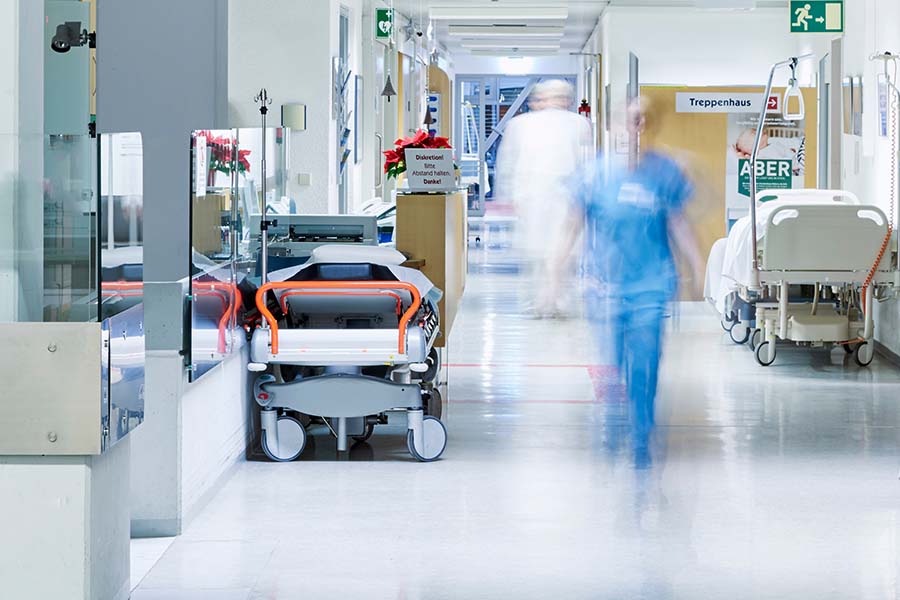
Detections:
496,79,593,317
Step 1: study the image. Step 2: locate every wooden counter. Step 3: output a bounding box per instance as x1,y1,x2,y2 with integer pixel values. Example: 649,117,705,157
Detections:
395,190,467,348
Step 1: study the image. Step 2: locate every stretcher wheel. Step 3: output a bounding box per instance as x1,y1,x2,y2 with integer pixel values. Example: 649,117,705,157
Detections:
755,341,776,366
424,387,443,419
407,416,447,462
262,415,307,462
721,311,736,332
352,422,375,443
730,324,750,345
842,343,854,354
854,341,874,367
750,329,762,351
421,347,440,383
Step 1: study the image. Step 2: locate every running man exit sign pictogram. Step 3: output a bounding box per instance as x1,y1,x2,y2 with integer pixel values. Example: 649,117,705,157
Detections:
790,1,843,33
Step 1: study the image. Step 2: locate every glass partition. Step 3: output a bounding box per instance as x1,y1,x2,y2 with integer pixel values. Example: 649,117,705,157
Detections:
188,127,289,381
0,130,145,450
99,132,145,320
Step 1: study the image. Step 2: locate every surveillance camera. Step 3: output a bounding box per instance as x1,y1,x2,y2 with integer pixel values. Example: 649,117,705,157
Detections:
50,21,93,53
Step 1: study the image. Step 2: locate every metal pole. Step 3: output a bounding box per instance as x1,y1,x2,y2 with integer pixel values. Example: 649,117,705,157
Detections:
749,55,814,291
255,89,272,287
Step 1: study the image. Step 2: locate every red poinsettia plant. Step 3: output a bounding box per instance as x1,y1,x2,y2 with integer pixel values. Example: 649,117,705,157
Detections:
383,129,452,180
196,130,251,176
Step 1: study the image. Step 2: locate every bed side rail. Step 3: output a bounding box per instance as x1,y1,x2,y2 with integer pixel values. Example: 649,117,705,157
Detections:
255,280,422,356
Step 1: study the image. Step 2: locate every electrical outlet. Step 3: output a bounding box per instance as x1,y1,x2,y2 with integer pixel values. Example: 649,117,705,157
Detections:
297,173,312,186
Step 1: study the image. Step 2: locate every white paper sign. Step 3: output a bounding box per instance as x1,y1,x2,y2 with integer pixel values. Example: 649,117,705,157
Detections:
676,92,781,114
406,148,455,192
194,134,208,197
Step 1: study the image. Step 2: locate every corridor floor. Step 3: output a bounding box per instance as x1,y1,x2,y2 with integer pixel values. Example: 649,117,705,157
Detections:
132,223,900,599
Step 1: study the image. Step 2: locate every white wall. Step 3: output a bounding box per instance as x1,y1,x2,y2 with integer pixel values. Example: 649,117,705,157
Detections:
582,7,830,157
837,0,900,355
229,0,340,214
181,344,252,524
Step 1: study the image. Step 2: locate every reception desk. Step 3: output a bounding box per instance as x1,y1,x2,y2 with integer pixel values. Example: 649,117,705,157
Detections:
395,190,468,348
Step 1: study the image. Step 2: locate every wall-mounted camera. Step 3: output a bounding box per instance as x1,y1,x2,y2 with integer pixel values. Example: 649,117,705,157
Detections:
50,21,95,54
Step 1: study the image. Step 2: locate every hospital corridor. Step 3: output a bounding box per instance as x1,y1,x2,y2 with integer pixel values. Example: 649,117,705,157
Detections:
3,1,900,599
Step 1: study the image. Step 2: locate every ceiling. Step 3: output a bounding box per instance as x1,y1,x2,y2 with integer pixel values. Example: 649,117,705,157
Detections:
388,0,787,59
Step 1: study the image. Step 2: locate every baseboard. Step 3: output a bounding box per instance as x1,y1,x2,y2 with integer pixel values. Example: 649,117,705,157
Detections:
874,340,900,367
131,518,181,538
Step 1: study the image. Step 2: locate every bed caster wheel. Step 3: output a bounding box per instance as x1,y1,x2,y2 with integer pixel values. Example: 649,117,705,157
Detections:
854,341,874,367
720,311,736,332
352,422,375,443
842,343,855,355
730,324,750,345
262,415,307,462
749,329,762,351
407,416,447,462
423,387,443,419
755,341,776,366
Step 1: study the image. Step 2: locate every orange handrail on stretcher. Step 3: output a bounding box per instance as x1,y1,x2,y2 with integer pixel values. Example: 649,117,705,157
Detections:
255,281,422,356
279,290,404,317
193,281,242,354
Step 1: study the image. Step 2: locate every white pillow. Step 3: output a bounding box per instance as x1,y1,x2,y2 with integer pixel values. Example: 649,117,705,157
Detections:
310,244,407,266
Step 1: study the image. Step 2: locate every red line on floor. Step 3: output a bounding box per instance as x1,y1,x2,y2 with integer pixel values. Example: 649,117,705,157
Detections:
450,398,617,405
446,363,617,371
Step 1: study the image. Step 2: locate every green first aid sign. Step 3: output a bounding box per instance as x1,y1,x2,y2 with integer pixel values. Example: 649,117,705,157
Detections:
376,8,393,39
738,159,793,197
790,1,843,33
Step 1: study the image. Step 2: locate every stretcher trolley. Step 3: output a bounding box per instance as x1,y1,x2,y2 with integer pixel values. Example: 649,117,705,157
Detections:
248,259,446,462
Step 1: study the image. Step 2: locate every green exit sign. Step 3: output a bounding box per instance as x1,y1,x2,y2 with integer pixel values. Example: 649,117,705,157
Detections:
790,1,843,33
376,8,393,39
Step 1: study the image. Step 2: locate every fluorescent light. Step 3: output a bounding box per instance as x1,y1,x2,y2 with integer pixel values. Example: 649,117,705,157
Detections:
448,25,565,37
470,49,557,57
430,6,568,21
462,41,560,50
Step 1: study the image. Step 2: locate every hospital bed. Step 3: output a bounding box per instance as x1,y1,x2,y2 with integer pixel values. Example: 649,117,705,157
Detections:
706,189,895,367
247,245,447,462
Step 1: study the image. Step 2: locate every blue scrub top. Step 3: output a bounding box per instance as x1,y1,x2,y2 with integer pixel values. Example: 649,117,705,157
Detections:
574,151,693,298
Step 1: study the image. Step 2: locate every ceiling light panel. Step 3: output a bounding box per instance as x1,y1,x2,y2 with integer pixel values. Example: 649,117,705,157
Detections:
461,41,560,49
430,6,569,21
448,25,565,37
470,49,557,57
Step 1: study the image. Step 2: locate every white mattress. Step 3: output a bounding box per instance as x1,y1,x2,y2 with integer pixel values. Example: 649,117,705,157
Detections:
267,246,443,305
707,190,861,314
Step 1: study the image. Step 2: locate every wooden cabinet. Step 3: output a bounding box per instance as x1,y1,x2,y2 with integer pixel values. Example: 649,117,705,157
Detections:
395,190,467,348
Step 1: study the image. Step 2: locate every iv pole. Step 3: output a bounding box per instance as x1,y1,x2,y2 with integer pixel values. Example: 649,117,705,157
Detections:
748,54,815,291
255,88,273,324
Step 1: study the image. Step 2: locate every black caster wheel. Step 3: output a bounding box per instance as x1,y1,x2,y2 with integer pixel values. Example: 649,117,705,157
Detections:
749,329,762,351
261,415,307,462
730,324,750,345
352,422,376,443
854,341,874,367
721,310,737,332
407,416,447,462
423,387,443,419
842,343,854,355
755,341,776,366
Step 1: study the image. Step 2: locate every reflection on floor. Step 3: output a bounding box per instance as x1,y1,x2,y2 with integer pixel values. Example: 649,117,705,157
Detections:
133,217,900,599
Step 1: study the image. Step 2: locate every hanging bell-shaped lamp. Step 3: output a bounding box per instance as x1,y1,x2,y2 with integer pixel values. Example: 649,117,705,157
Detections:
381,72,397,102
423,104,434,126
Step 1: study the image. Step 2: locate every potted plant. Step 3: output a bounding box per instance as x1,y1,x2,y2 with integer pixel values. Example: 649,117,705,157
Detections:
383,129,452,182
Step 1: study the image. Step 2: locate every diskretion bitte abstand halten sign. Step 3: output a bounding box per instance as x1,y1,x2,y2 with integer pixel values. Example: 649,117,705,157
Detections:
406,148,455,192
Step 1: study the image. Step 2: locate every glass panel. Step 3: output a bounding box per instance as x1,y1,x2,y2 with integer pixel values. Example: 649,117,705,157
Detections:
190,129,238,381
43,134,97,322
99,132,144,320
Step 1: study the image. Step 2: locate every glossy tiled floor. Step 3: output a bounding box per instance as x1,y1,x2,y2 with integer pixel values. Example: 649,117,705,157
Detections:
133,221,900,599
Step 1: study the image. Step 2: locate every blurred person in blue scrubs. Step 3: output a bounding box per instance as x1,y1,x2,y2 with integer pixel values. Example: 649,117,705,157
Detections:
568,97,703,467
